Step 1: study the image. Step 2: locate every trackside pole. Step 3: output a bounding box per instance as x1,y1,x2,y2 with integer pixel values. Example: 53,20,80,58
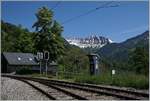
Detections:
37,52,44,75
44,51,49,76
46,61,48,76
40,61,41,74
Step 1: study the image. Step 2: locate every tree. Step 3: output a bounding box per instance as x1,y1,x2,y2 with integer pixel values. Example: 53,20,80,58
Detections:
32,7,64,62
14,31,35,52
1,21,34,52
58,45,89,74
128,47,149,75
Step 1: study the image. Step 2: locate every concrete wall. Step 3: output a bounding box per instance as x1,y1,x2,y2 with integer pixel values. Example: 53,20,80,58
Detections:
7,65,31,73
4,63,57,75
6,65,39,73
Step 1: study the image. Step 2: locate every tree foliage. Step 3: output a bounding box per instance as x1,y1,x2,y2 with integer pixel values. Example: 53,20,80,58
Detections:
58,45,89,73
1,21,34,52
128,47,149,75
32,7,64,62
14,30,35,52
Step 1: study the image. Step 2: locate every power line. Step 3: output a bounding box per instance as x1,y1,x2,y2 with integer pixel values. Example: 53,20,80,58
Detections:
51,1,61,10
62,1,117,24
62,1,119,25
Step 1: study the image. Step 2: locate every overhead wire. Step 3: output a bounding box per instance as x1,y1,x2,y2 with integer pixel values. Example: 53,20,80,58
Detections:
51,1,61,10
61,1,119,25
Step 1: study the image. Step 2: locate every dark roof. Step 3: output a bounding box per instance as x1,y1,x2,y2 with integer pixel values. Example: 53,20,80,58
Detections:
3,52,39,65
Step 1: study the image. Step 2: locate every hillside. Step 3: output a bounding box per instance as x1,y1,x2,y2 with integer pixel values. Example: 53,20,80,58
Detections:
97,31,149,63
1,21,35,52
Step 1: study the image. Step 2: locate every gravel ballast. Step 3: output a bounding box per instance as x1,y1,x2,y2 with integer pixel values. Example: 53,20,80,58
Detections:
27,80,75,100
1,77,49,100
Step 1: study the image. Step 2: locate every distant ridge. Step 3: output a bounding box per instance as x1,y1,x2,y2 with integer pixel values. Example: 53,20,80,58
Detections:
66,35,113,48
97,30,149,62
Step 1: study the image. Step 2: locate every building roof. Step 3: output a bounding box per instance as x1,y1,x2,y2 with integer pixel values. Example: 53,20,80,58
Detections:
3,52,39,66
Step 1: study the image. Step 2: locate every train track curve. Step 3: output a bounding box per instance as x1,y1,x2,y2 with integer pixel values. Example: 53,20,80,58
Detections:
2,74,149,100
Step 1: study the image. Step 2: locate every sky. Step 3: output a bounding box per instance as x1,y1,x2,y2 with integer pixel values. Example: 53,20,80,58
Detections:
1,1,149,42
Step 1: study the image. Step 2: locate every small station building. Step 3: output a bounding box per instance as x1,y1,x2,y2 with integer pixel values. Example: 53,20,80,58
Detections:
1,52,57,75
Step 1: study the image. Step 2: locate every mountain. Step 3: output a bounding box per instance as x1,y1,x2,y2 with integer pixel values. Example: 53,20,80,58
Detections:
97,31,149,63
66,35,113,48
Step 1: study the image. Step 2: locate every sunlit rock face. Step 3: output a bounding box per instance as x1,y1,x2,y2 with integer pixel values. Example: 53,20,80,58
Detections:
66,35,113,48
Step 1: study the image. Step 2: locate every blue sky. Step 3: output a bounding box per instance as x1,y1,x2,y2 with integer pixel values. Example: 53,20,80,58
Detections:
1,1,149,42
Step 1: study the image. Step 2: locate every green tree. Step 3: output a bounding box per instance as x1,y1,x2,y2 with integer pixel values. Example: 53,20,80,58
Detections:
1,21,21,52
32,7,64,62
128,47,149,75
58,46,89,74
14,31,35,52
1,21,34,52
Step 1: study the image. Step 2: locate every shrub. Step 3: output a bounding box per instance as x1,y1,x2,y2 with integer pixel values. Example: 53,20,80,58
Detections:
16,68,33,75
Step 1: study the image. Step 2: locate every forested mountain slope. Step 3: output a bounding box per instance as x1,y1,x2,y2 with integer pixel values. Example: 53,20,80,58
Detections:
97,31,149,63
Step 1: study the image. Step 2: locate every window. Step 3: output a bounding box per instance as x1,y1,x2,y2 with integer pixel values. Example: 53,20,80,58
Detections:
18,57,21,61
29,58,32,61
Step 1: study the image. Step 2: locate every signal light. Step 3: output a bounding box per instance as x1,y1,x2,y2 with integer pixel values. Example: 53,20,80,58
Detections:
44,51,49,60
37,52,43,60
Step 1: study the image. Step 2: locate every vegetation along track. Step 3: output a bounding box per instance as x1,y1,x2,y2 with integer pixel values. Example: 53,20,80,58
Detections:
2,74,149,100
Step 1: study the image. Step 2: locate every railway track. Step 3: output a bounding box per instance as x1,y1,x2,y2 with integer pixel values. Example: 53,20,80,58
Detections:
17,79,56,100
2,74,149,100
2,76,118,100
2,77,87,100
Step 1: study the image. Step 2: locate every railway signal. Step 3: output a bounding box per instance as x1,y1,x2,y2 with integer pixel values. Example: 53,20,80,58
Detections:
37,52,43,74
44,51,49,76
37,52,44,60
44,51,49,60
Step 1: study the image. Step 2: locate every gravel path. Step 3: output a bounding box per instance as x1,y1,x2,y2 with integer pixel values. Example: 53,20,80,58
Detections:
1,77,49,100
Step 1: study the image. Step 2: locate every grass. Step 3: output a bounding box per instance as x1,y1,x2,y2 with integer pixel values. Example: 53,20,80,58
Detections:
73,72,149,89
29,73,55,79
16,69,149,89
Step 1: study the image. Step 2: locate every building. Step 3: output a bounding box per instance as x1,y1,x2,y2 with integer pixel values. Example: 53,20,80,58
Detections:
1,52,39,73
1,52,57,75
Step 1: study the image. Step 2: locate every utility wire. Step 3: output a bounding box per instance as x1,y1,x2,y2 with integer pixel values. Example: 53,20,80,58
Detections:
62,1,119,25
51,1,61,10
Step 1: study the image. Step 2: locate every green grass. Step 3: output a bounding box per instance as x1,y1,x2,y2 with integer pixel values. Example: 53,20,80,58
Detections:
73,72,149,89
17,69,149,89
28,73,54,78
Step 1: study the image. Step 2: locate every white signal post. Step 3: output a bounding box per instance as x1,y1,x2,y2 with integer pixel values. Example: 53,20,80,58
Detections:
112,69,115,75
37,52,43,74
111,69,115,84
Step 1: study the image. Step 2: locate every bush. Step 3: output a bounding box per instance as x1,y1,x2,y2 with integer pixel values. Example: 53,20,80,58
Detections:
16,68,33,75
